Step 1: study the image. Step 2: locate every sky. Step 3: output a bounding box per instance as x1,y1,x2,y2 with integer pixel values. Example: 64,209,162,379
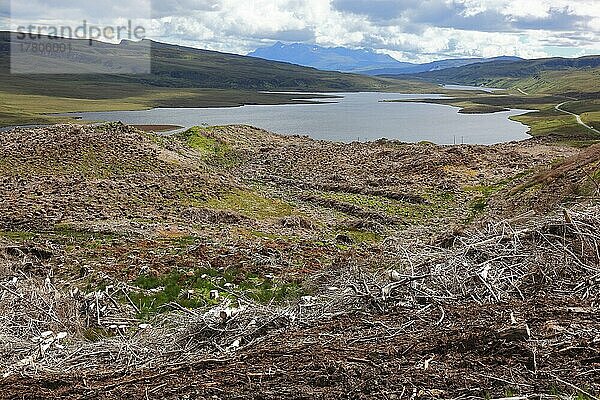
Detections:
1,0,599,63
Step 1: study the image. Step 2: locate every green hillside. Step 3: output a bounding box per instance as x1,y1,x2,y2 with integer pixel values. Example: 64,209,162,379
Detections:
397,55,600,91
383,56,600,143
492,68,600,96
0,32,434,127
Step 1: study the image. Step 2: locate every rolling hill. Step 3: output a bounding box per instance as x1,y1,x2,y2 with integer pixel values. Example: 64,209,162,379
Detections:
0,31,435,127
0,32,398,93
364,56,522,76
394,55,600,89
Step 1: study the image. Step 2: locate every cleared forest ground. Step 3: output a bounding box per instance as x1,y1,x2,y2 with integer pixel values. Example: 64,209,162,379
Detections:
0,124,597,399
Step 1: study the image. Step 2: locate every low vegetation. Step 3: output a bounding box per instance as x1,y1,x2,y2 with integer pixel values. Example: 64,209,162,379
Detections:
129,267,302,319
205,189,299,220
177,126,239,166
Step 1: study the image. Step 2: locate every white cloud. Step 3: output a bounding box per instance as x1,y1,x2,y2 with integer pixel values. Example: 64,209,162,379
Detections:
2,0,598,61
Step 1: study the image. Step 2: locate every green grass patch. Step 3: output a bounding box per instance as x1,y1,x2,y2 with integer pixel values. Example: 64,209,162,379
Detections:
344,229,381,244
554,139,600,148
464,178,519,217
0,224,121,248
321,190,455,223
178,127,238,166
206,189,297,220
510,108,591,138
581,111,600,131
0,230,36,241
464,182,506,196
129,268,303,318
561,99,600,115
458,105,509,114
51,224,119,248
469,197,488,214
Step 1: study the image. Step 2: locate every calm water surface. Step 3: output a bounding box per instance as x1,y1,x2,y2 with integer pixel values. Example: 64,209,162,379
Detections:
61,92,531,144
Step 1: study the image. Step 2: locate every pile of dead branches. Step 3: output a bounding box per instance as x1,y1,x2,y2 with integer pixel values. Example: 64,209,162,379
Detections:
0,204,598,381
376,204,599,308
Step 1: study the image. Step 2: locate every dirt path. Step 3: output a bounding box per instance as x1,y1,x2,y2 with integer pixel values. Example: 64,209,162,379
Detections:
556,102,600,134
516,87,597,134
516,88,529,96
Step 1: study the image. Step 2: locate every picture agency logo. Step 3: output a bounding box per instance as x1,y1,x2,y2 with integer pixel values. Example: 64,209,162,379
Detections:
15,20,147,45
9,1,151,75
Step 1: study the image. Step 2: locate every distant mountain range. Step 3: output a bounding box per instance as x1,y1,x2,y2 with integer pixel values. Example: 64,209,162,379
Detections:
248,42,523,75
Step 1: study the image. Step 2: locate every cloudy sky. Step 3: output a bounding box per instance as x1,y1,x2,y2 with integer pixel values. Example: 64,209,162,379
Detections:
2,0,599,62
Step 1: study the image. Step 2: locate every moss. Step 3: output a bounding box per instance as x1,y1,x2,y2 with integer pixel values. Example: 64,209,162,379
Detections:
130,267,303,318
576,174,600,197
205,189,297,220
464,183,504,197
464,180,512,217
130,282,209,319
320,190,455,224
340,229,381,244
51,224,119,248
469,197,488,214
466,172,535,218
0,230,36,241
178,127,238,166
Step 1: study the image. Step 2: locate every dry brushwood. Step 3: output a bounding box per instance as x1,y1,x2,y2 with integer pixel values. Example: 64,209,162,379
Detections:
0,204,598,395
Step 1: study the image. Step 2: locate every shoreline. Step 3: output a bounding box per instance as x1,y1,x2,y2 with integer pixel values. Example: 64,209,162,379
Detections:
52,92,531,145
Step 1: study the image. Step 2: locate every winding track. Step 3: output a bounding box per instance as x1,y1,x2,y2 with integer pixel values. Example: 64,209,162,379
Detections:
516,88,529,96
516,87,598,135
555,102,600,135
